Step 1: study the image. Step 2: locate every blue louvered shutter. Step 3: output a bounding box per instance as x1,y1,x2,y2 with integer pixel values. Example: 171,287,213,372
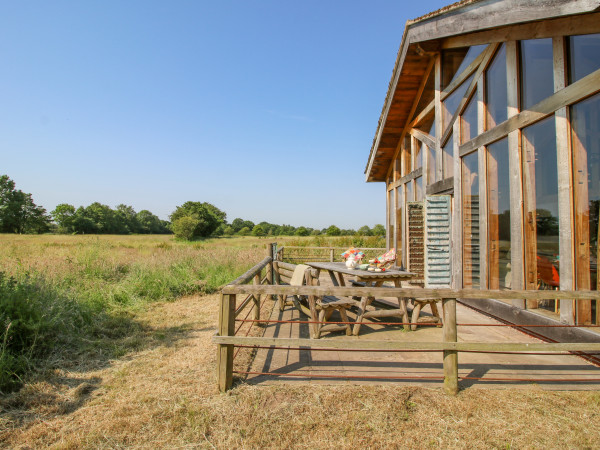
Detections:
425,195,452,288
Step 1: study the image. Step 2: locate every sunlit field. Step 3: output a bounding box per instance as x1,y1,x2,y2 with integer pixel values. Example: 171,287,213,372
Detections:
1,234,599,448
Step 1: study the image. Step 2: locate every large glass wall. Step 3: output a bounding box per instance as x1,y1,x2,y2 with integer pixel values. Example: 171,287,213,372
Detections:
396,185,404,266
485,44,507,129
462,152,480,288
443,75,474,130
415,177,424,201
572,92,600,323
442,45,486,89
520,39,554,109
522,117,559,311
487,138,511,289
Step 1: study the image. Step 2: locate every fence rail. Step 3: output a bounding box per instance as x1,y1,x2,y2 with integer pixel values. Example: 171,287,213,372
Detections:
215,243,600,394
276,246,386,263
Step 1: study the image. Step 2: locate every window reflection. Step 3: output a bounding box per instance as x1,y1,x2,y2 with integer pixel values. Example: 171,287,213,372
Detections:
522,117,559,312
416,177,424,201
396,185,403,265
442,133,453,179
442,45,487,90
520,39,554,110
443,75,474,131
486,44,507,129
487,138,511,289
461,94,478,144
572,93,600,323
569,33,600,84
462,152,480,288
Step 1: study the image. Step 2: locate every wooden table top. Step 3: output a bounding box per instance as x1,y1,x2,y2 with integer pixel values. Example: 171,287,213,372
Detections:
306,261,416,280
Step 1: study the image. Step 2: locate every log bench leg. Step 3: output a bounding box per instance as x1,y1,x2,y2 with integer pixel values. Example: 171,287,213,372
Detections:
411,302,423,331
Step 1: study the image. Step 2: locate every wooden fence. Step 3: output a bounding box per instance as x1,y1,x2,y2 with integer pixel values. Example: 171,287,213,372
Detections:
276,246,385,264
214,243,600,394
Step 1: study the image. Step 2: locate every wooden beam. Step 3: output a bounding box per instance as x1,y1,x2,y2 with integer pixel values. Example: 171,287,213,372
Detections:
410,128,436,151
553,36,576,324
217,293,235,392
213,335,600,353
390,167,423,190
426,177,454,195
443,298,458,395
460,66,600,157
228,257,272,286
222,284,600,301
443,11,600,49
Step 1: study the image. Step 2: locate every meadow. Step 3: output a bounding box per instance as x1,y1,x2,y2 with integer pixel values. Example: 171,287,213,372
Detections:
1,234,599,448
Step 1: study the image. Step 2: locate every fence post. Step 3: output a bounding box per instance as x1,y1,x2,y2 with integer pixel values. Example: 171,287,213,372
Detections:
442,297,459,395
330,248,334,262
217,293,236,392
266,242,275,288
253,274,261,320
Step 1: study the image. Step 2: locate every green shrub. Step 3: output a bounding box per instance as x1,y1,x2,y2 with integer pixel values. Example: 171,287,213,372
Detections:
172,216,201,240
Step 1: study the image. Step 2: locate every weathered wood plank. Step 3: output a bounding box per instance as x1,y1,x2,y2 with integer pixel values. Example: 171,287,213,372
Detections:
228,256,272,286
217,293,235,392
213,334,600,352
222,284,600,300
443,298,458,395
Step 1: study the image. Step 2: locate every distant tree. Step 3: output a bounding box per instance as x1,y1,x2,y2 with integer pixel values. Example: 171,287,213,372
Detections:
137,210,170,234
169,201,226,238
372,224,386,236
341,229,356,236
252,225,266,236
84,202,120,234
223,225,235,236
231,218,245,232
242,220,255,230
357,225,372,236
326,225,341,236
51,203,77,233
172,216,200,240
115,204,141,234
310,229,320,236
0,175,50,234
238,226,251,236
295,226,309,236
280,224,295,236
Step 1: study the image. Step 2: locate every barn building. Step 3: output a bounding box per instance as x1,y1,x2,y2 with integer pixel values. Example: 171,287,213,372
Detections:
365,0,600,326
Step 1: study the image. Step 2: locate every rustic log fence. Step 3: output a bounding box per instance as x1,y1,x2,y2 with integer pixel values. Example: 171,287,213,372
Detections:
215,243,600,394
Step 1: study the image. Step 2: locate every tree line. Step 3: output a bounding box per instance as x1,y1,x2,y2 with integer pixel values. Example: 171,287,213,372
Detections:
0,175,385,239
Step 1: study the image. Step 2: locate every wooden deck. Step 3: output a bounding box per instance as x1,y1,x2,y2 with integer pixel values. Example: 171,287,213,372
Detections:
246,284,600,390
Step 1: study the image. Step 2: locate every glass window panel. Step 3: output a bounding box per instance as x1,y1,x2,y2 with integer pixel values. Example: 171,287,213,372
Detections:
442,45,487,90
415,177,424,201
571,93,600,322
522,117,559,312
443,74,474,131
427,145,436,184
461,94,478,144
485,44,507,129
396,185,404,265
462,152,480,288
487,138,511,290
442,133,453,179
406,180,414,203
415,140,423,170
569,33,600,84
402,135,411,176
520,39,554,110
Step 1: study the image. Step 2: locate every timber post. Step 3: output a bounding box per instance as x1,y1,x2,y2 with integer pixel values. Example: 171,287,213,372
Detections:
266,242,275,297
330,248,334,262
217,293,236,392
442,297,459,395
253,274,261,321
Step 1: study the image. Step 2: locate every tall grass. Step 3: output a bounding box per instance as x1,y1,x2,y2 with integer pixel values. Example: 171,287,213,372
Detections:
0,234,266,392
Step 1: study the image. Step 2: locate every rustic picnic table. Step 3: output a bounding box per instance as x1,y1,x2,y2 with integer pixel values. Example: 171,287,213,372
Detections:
305,262,416,335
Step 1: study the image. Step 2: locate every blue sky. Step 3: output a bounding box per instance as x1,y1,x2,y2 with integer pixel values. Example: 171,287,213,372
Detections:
0,0,447,229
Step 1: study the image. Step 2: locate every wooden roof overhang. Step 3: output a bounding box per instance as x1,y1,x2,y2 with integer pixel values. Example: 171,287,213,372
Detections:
365,0,600,182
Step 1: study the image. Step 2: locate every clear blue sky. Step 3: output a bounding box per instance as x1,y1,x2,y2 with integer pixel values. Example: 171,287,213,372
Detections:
1,0,447,229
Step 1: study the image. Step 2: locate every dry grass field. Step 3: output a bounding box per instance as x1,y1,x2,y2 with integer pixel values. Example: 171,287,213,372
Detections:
1,234,600,448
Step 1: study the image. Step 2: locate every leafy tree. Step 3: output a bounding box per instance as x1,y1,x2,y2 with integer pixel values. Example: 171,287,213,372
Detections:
242,220,255,230
326,225,341,236
295,226,309,236
231,218,245,232
223,225,235,236
252,225,266,236
169,202,226,238
137,210,170,234
0,175,50,233
51,203,77,233
84,202,120,234
172,216,200,240
357,225,372,236
310,229,320,236
372,224,386,236
115,204,141,234
238,226,251,236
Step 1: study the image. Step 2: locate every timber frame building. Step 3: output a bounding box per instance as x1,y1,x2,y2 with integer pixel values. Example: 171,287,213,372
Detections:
366,0,600,326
